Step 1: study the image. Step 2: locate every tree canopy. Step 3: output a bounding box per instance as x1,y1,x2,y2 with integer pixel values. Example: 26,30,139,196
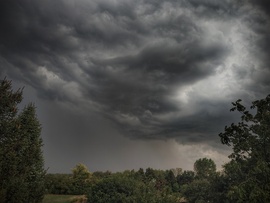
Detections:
193,158,216,179
219,94,270,202
0,78,46,203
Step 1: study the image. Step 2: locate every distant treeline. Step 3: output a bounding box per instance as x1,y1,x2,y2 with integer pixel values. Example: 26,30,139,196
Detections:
45,159,223,203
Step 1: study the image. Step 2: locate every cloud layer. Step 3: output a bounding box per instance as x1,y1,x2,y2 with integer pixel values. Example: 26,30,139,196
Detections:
1,0,270,171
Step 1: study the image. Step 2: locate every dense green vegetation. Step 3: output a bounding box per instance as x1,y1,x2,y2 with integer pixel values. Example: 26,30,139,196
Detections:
0,78,46,203
45,159,226,202
219,95,270,202
45,165,186,202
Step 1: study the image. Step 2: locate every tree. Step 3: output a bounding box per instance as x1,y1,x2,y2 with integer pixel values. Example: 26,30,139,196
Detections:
0,78,45,203
219,95,270,202
134,168,144,180
193,158,216,179
145,167,157,181
181,179,211,203
18,104,46,202
71,163,92,194
165,170,178,192
177,170,195,186
87,175,144,203
207,172,230,203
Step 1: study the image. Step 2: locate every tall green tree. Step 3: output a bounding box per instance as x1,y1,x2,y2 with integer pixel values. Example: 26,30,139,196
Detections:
193,158,216,179
71,163,92,194
0,78,45,203
0,78,23,202
18,104,46,202
219,95,270,202
181,159,219,203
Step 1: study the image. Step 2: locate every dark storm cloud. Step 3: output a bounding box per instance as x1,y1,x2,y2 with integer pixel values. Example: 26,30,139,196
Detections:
250,0,270,16
0,0,270,148
84,38,230,141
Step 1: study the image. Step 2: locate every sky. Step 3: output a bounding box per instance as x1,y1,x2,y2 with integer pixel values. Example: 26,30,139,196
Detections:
0,0,270,173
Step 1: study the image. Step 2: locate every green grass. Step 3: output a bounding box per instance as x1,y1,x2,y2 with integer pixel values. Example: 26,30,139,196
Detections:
42,194,86,203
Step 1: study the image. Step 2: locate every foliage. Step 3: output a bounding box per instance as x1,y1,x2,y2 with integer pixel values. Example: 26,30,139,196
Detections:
45,174,74,195
72,164,92,195
92,170,112,179
87,172,179,203
194,158,216,179
165,170,178,192
179,159,230,203
88,175,142,203
45,164,92,195
207,172,229,203
46,161,233,202
176,170,195,186
0,78,46,203
181,179,211,203
219,95,270,202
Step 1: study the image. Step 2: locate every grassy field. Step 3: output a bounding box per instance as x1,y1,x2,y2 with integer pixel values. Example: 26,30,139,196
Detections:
42,194,86,203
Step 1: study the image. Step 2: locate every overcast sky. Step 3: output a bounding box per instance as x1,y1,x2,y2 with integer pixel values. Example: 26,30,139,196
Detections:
1,0,270,173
